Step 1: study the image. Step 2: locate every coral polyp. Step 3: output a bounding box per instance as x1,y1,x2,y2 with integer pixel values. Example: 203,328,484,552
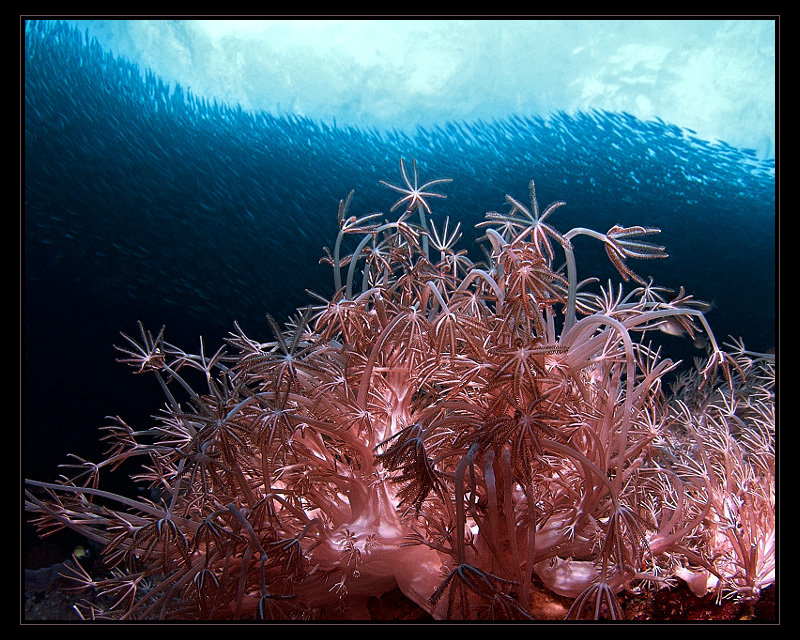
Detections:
25,160,774,620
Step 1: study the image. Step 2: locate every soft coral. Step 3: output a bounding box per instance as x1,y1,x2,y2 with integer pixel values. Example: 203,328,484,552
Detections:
25,160,775,620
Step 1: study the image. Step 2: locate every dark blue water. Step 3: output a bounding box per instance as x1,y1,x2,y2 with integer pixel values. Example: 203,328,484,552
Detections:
23,20,776,481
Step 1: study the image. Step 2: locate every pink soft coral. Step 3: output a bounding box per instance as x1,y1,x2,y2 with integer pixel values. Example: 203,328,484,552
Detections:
26,160,775,620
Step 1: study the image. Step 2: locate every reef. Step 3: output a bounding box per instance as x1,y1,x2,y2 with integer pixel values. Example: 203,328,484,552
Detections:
25,159,775,620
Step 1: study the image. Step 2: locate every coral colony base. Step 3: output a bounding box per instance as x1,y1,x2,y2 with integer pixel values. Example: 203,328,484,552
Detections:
25,160,775,620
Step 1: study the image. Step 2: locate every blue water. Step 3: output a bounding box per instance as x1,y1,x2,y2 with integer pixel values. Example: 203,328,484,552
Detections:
23,20,776,479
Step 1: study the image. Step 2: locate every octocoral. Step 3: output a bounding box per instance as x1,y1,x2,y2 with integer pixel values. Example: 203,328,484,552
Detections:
25,160,775,620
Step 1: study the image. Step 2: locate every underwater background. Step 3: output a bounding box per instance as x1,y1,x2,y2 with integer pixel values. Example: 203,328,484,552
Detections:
23,19,775,490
